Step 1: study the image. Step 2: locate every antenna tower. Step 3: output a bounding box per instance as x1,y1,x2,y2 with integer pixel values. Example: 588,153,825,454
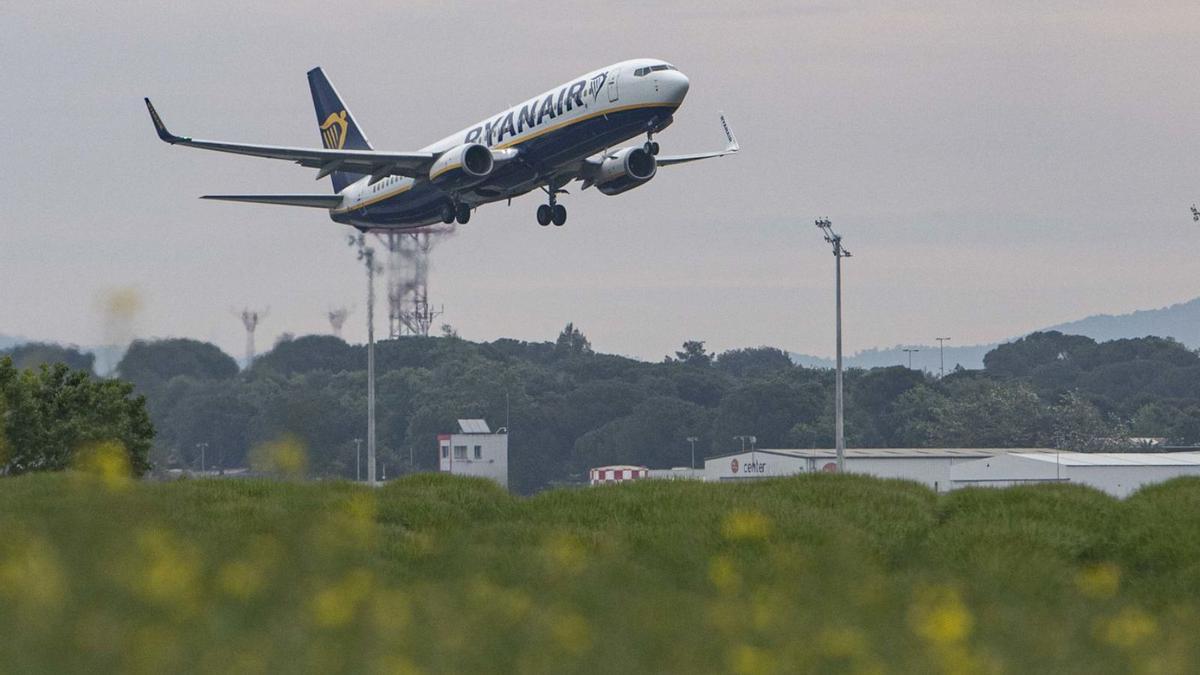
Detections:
375,229,448,338
238,307,268,366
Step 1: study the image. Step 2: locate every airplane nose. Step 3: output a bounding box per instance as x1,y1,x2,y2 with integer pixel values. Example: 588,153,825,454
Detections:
660,70,690,104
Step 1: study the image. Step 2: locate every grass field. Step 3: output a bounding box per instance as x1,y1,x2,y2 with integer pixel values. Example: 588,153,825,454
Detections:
2,469,1200,674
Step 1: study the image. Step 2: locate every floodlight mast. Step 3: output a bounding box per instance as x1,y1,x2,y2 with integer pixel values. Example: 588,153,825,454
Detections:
350,234,381,486
816,218,851,473
936,337,951,378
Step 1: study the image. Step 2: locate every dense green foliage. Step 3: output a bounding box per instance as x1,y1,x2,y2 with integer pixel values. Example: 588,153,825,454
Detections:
0,357,153,476
113,328,1200,492
1,342,95,374
0,473,1198,672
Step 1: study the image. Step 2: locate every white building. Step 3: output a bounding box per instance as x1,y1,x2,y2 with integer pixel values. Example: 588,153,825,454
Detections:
950,452,1200,498
438,419,508,489
703,448,1051,492
647,467,704,481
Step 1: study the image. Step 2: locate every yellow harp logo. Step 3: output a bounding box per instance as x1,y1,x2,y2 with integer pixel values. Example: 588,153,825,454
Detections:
320,110,348,149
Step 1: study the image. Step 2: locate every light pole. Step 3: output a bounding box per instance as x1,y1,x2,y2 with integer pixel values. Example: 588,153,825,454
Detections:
196,442,208,475
816,218,851,473
935,337,951,378
687,436,698,469
903,348,920,369
351,235,380,486
354,438,363,482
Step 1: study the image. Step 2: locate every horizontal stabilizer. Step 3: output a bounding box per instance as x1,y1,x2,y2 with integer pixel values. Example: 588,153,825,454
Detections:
200,194,344,209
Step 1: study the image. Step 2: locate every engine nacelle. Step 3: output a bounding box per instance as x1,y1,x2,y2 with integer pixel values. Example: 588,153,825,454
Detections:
429,143,494,188
594,147,657,196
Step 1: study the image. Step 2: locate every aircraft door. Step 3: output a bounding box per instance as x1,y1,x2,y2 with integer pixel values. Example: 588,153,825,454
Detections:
608,68,619,102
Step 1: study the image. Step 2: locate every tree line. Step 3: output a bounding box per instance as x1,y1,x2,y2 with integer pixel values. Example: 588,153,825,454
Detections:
4,328,1199,491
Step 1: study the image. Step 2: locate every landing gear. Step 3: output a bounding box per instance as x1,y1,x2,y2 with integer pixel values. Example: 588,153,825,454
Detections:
440,203,455,224
455,203,471,225
537,184,568,226
643,132,660,156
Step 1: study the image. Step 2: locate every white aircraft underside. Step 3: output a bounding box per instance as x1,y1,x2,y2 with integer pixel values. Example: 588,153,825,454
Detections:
145,58,738,230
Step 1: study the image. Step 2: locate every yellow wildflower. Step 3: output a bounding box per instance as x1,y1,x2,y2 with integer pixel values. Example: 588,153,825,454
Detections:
721,510,772,542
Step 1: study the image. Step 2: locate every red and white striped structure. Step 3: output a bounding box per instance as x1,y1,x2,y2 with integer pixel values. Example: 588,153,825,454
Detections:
589,465,649,485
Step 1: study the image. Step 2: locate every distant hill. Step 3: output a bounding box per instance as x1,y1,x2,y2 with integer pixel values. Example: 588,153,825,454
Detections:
792,296,1200,371
0,334,26,351
1046,297,1200,349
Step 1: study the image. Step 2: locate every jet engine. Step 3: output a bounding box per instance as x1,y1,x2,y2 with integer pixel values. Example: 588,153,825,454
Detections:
593,147,657,196
429,143,495,188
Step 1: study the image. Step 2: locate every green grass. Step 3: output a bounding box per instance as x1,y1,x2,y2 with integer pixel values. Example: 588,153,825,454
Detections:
2,473,1199,674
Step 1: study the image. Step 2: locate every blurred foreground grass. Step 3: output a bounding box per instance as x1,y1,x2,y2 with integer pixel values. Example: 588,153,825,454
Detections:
2,472,1200,674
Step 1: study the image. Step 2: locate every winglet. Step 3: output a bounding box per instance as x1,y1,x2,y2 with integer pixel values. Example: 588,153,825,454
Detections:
719,112,740,153
144,98,186,144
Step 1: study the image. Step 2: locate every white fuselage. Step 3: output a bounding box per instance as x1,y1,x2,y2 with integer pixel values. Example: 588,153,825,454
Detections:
330,58,690,229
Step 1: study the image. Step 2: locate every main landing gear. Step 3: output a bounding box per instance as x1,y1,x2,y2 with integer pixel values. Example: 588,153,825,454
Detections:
536,186,567,226
441,202,471,225
643,132,660,156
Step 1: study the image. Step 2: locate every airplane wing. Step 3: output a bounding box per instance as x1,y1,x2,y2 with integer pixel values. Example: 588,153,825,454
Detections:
655,112,740,167
145,98,435,181
200,194,344,208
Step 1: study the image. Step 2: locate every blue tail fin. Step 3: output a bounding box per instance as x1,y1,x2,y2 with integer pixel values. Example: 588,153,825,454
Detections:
307,67,373,192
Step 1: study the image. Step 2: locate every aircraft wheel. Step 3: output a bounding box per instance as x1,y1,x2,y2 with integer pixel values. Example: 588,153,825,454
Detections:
551,204,567,226
440,203,455,224
537,204,552,226
455,204,471,225
651,141,660,155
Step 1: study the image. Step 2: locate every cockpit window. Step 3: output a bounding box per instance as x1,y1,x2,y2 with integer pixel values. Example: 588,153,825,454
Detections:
635,64,676,77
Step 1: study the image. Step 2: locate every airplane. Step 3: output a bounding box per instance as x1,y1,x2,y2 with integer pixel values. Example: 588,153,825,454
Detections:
144,59,738,231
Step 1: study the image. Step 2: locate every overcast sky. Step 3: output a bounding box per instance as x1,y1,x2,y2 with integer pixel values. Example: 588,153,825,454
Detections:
2,1,1198,362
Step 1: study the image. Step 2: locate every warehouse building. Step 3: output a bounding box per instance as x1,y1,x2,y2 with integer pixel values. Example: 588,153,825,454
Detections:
703,448,1050,492
949,452,1200,498
438,419,508,488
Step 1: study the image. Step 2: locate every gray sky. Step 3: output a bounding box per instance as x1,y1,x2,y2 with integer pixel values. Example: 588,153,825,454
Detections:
2,1,1199,362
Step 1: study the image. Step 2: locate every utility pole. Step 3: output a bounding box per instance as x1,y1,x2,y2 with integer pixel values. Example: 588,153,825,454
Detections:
816,219,851,473
195,442,208,475
354,438,362,482
903,348,920,369
687,436,699,469
936,337,951,378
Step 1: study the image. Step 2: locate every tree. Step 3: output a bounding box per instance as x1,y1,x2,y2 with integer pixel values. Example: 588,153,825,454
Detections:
983,331,1095,378
555,323,593,357
0,358,154,476
715,347,794,378
673,341,712,367
934,379,1048,447
118,338,238,392
1049,390,1125,451
3,343,95,374
251,335,357,376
